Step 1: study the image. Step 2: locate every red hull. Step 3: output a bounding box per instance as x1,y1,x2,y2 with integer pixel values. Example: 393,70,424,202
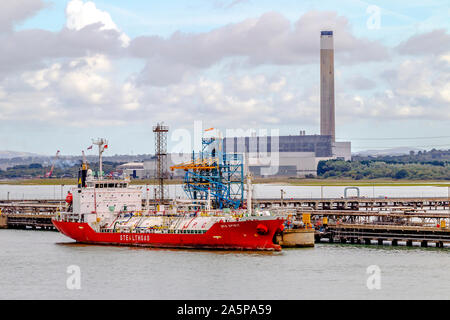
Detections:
52,219,284,251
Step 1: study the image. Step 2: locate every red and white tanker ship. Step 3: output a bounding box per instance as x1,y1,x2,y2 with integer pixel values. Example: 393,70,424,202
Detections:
52,139,284,251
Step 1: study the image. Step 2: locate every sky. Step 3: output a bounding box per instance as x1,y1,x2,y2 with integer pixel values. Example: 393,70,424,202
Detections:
0,0,449,156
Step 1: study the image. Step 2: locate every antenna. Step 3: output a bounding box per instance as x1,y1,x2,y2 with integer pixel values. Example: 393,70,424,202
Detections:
92,138,108,179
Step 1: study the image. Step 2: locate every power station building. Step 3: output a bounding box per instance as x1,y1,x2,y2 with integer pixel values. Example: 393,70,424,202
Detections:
222,134,350,177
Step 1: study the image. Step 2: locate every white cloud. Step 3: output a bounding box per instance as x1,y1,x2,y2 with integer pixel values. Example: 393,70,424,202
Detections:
66,0,130,47
269,77,286,92
397,29,450,56
440,82,450,102
23,54,113,105
440,54,450,64
61,71,110,104
131,11,390,86
0,0,46,32
282,92,293,102
0,54,143,126
0,4,448,142
121,82,142,111
23,63,61,90
232,75,266,92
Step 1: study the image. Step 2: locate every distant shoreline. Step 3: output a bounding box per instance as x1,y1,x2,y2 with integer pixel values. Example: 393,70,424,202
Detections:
0,178,448,187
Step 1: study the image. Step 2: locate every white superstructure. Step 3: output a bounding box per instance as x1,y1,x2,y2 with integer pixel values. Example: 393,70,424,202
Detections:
72,177,142,225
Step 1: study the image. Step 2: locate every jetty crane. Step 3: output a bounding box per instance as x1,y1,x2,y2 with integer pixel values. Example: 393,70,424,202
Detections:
44,150,60,178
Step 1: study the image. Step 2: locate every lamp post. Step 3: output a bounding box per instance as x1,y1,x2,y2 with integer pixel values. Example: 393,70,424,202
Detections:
60,184,64,211
281,189,286,208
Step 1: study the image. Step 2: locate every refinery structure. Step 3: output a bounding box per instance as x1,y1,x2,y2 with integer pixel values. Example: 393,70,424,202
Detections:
120,31,351,179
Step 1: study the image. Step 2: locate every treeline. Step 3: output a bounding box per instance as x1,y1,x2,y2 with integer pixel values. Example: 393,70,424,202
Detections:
317,159,450,180
353,149,450,164
0,154,154,170
0,162,122,179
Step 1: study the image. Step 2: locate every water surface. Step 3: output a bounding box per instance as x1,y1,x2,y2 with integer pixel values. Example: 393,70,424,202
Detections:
0,230,449,300
0,184,448,200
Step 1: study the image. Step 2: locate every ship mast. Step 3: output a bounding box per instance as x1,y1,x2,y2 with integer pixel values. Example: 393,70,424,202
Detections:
92,138,108,179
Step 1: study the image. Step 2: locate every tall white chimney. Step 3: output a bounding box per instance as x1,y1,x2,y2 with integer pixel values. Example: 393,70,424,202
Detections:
320,30,335,142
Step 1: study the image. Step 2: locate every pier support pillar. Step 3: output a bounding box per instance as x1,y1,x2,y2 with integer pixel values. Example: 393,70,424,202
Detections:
406,240,413,247
0,215,7,229
392,239,398,246
377,239,383,245
421,241,428,248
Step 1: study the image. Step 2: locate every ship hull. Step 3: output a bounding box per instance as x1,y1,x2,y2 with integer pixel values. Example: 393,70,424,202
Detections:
52,219,284,251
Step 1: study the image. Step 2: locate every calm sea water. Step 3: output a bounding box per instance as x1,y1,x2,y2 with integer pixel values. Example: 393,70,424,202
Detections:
0,229,449,300
0,184,449,300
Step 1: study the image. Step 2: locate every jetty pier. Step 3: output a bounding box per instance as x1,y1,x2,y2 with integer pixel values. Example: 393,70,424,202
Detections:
0,197,449,248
